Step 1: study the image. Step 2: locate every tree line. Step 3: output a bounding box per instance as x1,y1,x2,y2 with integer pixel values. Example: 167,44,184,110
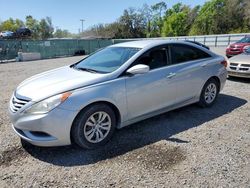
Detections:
0,0,249,39
85,0,250,38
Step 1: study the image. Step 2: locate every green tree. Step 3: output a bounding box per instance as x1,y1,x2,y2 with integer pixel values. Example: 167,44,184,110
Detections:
162,3,191,36
186,5,200,30
245,0,250,30
150,1,167,37
1,18,24,31
53,28,71,38
25,15,40,39
224,0,250,33
162,11,189,36
118,8,146,38
39,17,54,39
139,4,153,37
104,22,124,38
189,0,227,35
81,23,122,39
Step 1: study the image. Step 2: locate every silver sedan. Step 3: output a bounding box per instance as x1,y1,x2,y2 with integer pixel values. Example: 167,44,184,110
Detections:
8,40,227,149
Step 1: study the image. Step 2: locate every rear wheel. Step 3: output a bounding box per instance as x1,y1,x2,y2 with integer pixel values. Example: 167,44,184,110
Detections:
71,104,116,149
198,78,219,107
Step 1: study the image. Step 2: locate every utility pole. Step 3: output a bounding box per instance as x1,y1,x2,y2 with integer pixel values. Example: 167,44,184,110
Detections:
80,19,85,33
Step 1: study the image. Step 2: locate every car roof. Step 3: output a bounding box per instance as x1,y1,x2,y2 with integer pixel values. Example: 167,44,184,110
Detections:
111,39,216,58
112,40,175,48
111,39,199,49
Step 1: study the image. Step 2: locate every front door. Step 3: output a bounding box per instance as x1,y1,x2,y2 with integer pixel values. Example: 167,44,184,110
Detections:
125,46,177,120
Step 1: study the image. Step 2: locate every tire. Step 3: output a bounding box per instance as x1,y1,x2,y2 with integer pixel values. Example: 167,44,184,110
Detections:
198,78,219,107
71,104,116,149
20,138,32,148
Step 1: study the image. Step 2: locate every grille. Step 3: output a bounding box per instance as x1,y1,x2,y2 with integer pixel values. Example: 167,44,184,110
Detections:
10,95,30,113
241,64,250,67
230,49,241,52
229,67,237,70
239,68,249,71
230,63,238,66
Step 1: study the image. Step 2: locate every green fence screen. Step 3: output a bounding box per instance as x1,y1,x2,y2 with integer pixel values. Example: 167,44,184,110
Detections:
0,39,113,61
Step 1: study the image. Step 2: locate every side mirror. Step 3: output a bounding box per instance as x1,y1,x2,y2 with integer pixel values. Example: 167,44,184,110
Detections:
126,64,149,75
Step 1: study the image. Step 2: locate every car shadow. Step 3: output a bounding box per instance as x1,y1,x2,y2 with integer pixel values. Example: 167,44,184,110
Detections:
22,94,247,166
227,76,250,83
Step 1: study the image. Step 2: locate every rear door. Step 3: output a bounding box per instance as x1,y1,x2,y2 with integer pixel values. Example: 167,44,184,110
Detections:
168,43,212,104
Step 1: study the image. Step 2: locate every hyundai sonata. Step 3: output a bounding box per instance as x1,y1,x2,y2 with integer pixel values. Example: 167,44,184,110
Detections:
9,40,227,149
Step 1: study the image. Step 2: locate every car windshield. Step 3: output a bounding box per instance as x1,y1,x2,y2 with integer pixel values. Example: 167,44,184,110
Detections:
237,37,250,43
74,47,140,73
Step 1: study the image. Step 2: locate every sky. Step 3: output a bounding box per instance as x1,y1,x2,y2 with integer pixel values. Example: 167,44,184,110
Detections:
0,0,207,33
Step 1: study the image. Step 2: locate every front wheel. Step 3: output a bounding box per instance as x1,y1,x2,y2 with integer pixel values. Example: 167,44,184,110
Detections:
198,78,219,107
71,104,116,149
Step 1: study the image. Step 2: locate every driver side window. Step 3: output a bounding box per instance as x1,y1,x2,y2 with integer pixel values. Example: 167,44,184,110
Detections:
136,46,169,70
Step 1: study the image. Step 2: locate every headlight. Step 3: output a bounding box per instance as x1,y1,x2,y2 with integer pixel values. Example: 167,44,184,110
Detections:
243,45,250,52
25,92,71,114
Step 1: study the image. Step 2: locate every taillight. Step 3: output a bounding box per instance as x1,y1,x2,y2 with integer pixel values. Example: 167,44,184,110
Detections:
220,60,227,67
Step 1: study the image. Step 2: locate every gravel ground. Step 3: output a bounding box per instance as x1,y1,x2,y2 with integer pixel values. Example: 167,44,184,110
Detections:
0,54,250,187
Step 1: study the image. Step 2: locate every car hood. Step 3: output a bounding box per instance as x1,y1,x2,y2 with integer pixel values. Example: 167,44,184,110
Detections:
229,53,250,64
16,66,110,101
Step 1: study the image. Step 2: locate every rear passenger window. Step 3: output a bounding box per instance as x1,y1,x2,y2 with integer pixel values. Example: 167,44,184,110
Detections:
170,44,211,64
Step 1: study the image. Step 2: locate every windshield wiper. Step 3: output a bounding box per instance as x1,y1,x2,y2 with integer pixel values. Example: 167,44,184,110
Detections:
73,66,100,73
72,64,108,74
78,67,98,73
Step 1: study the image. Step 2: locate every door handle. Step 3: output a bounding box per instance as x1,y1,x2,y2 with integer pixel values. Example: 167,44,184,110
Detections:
166,72,176,79
201,63,208,67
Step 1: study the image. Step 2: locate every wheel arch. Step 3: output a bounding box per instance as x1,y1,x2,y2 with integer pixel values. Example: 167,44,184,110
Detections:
197,76,221,99
197,75,221,108
208,76,221,91
70,100,121,142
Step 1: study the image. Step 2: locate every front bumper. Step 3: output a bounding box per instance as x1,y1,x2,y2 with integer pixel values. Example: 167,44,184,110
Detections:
227,70,250,78
226,50,242,58
9,107,78,147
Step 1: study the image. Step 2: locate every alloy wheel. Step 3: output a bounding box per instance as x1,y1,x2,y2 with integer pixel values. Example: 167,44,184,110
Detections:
83,111,112,143
204,83,217,104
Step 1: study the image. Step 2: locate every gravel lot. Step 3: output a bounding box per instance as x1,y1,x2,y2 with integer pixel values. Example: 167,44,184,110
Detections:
0,53,249,187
